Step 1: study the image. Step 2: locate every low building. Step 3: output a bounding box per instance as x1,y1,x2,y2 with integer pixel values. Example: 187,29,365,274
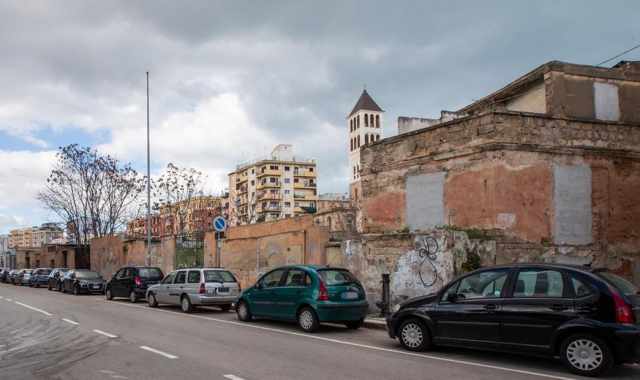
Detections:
14,243,89,269
228,144,318,226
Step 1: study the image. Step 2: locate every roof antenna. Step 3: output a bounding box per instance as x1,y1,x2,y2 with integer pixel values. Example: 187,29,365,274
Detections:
363,83,367,91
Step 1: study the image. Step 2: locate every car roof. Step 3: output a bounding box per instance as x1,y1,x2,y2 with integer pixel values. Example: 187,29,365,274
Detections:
175,267,228,271
469,263,604,275
266,264,350,272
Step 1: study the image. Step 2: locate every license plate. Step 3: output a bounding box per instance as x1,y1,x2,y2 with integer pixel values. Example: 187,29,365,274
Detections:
91,284,100,289
217,287,229,294
342,291,358,300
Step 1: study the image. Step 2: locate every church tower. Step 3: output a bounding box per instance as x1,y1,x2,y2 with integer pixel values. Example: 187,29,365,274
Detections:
347,89,384,201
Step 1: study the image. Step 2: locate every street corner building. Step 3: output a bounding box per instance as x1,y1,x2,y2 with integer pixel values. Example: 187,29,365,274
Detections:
350,60,640,301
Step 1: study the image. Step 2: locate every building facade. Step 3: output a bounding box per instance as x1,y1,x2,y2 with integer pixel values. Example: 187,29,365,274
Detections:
8,223,64,249
228,144,318,226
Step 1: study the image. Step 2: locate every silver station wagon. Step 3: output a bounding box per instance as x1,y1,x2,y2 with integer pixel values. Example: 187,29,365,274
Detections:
146,268,240,313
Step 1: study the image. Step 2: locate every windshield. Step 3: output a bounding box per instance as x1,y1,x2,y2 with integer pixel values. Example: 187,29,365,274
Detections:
39,269,51,275
138,268,163,279
598,272,638,296
318,269,358,286
204,270,236,283
76,271,102,279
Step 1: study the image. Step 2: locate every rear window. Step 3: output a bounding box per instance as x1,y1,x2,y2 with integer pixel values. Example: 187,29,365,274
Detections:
204,270,236,283
39,269,51,275
76,271,102,279
318,269,358,286
138,268,163,279
598,272,638,296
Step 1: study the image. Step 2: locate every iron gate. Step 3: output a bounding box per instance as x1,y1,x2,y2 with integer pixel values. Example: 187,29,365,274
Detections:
175,233,204,268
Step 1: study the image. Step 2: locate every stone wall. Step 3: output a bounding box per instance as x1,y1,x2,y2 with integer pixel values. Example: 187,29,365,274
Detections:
90,237,175,279
359,111,640,283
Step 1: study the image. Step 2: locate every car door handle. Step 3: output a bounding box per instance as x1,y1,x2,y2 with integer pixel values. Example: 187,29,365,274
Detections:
484,304,497,311
551,304,568,311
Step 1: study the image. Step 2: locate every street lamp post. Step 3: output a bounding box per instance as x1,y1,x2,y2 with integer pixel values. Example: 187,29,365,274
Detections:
146,71,151,265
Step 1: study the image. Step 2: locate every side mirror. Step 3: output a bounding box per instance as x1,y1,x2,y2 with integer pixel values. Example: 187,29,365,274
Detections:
254,282,263,290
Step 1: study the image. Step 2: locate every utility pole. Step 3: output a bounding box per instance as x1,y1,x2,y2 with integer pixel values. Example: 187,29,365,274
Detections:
146,71,151,265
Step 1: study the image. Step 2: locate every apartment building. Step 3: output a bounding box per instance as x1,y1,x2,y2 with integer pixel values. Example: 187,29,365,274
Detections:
8,223,64,249
229,144,318,226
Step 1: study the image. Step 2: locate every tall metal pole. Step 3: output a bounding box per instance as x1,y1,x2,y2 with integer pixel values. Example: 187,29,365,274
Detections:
146,71,151,265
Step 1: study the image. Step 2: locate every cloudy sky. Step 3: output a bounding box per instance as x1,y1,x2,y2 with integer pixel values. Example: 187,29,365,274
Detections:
1,1,639,234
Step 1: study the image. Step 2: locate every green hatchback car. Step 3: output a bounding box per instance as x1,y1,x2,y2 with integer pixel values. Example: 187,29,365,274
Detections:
236,265,369,332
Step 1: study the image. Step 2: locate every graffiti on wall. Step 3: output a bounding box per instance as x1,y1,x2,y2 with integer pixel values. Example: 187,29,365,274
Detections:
414,235,439,287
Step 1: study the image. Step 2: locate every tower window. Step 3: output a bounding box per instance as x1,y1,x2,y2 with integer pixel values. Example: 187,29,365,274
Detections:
364,113,368,127
370,114,374,127
376,114,380,128
357,135,360,147
357,115,360,128
365,134,369,144
376,134,380,141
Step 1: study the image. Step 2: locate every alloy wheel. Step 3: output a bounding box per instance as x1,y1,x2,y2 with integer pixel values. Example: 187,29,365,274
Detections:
299,310,315,331
566,338,604,372
400,322,424,349
238,303,248,319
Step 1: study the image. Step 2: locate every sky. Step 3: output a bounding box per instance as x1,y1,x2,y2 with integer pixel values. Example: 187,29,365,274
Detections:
1,1,639,234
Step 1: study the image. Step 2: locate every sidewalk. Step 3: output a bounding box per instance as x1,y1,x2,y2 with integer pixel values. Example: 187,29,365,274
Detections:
363,315,387,330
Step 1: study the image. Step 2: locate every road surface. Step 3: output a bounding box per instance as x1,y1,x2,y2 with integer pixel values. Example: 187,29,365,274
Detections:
0,283,638,380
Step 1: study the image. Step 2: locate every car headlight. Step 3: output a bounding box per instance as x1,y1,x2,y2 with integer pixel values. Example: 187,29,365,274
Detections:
391,303,401,313
80,281,88,287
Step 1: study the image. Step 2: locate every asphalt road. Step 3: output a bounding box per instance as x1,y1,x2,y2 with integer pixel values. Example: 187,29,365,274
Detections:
0,283,638,380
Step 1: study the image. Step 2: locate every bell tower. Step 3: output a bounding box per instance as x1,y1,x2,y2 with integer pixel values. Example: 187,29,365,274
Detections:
347,89,384,201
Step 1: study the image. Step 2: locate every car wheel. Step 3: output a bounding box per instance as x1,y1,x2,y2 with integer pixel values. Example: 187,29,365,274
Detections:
181,296,193,313
105,288,113,300
219,304,232,312
236,300,253,321
561,334,613,377
73,285,79,296
297,307,320,333
129,291,137,303
148,293,158,308
345,318,364,330
398,319,431,351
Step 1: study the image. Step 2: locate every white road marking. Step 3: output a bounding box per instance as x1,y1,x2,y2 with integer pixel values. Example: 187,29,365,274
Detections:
106,301,575,380
14,301,53,316
139,345,179,359
93,329,118,338
0,296,4,299
62,318,79,325
223,375,246,380
6,298,13,302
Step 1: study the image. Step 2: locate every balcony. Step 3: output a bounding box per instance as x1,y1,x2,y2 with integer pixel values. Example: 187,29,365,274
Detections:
257,169,281,177
294,170,316,178
257,192,282,201
294,182,316,189
257,181,281,189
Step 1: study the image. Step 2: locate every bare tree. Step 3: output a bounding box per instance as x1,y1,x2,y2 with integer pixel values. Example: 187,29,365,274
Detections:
38,144,144,245
152,163,205,235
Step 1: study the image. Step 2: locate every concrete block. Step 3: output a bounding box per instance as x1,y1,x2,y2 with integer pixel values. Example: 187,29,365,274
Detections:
553,164,592,245
406,172,445,231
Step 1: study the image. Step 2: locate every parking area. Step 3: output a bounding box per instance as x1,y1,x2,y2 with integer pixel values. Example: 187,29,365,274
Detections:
1,283,639,380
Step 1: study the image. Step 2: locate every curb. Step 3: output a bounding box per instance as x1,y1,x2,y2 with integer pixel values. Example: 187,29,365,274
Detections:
363,318,387,330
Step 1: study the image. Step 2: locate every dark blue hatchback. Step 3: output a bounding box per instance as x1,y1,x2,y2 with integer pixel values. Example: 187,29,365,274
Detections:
29,268,52,287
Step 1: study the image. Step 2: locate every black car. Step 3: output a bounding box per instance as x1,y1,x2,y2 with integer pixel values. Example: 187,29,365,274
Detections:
0,268,10,283
29,268,52,287
62,269,105,295
106,266,164,303
47,268,69,291
387,264,640,377
7,269,19,284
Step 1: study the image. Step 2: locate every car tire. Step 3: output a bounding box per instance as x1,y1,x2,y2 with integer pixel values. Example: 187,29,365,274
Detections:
560,333,613,377
219,304,232,312
398,318,431,352
236,300,253,321
148,293,158,308
105,288,113,300
297,307,320,333
181,295,193,313
129,291,137,303
73,285,79,296
345,318,364,330
48,284,52,291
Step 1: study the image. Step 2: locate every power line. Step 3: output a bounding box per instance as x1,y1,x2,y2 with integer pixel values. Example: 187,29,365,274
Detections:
596,42,640,66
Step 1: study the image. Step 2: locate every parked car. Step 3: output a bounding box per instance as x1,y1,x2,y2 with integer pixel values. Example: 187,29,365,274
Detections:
0,268,10,283
62,269,105,295
18,269,34,286
29,268,52,288
8,269,19,284
48,268,69,291
386,263,640,377
106,266,164,303
146,267,240,312
236,265,368,332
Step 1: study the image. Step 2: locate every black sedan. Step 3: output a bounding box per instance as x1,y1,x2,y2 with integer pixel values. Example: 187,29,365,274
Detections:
62,270,105,295
386,263,640,377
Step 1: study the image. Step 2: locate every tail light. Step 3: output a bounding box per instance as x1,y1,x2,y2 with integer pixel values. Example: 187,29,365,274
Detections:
318,280,329,301
199,283,206,294
611,288,635,324
134,276,142,287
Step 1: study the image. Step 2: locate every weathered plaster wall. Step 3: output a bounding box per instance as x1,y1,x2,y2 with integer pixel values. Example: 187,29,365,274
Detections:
506,81,546,113
90,237,173,279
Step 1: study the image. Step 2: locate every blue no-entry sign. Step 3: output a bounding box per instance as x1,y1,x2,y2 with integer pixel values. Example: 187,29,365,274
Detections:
213,216,227,232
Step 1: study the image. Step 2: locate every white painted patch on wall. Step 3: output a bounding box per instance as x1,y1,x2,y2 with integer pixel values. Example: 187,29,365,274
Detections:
594,82,620,121
496,213,516,229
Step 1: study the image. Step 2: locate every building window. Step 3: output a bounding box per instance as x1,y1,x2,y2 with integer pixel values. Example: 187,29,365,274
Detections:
357,135,360,147
309,167,314,172
284,189,290,194
376,114,380,128
250,180,255,185
270,165,279,170
294,178,299,183
284,202,291,207
269,177,276,183
284,178,291,184
284,166,290,171
364,113,368,127
370,114,374,127
365,134,369,144
357,115,360,128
